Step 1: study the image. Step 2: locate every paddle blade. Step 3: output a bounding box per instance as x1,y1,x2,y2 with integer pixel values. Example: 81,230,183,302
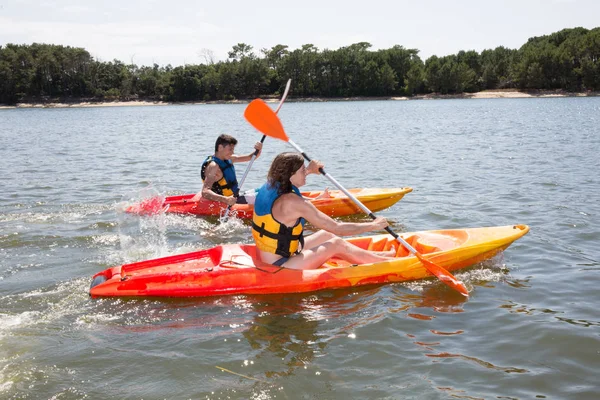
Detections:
244,99,289,142
415,252,469,297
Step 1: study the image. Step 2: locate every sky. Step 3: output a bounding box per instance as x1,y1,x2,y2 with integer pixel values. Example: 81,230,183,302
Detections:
1,0,599,67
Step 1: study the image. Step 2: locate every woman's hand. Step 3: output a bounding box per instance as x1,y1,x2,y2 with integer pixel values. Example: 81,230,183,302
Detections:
306,160,324,175
371,217,389,230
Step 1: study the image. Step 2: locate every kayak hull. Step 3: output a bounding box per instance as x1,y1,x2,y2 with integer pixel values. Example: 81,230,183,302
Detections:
126,187,413,219
90,225,529,298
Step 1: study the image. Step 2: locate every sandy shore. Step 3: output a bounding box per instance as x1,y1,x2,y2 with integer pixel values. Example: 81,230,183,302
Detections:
394,89,599,101
0,100,172,109
1,90,598,109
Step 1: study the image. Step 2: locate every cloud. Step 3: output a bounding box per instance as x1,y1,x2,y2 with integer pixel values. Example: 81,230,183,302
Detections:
0,16,225,66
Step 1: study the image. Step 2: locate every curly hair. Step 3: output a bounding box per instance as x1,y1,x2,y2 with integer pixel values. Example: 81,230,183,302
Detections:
267,152,305,195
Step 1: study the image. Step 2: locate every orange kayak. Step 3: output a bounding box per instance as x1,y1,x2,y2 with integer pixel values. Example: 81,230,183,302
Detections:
89,225,529,298
126,187,413,219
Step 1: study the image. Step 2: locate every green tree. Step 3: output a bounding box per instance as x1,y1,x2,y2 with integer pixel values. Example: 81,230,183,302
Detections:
2,26,600,105
262,44,289,92
228,43,255,61
405,60,425,95
381,45,420,94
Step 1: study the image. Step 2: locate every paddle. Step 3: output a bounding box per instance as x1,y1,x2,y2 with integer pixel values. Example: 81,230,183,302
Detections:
221,79,292,221
243,99,469,297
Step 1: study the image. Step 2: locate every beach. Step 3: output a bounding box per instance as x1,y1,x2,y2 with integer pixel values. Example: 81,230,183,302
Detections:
1,90,598,109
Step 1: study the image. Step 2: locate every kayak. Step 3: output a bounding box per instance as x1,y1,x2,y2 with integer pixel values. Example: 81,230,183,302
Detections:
126,187,413,219
89,225,529,298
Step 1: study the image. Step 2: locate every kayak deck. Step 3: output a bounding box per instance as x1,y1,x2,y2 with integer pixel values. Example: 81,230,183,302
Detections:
90,225,529,298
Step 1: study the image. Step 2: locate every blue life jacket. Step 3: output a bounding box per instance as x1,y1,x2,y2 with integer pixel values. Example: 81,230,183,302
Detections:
252,183,305,258
201,156,239,197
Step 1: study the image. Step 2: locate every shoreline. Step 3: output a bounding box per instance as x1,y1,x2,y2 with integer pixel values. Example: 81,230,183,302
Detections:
1,90,598,109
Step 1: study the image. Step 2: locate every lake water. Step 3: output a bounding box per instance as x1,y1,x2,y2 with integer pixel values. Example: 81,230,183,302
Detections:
1,97,599,399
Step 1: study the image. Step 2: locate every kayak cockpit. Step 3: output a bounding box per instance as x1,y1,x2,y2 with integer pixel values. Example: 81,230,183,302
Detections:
345,232,458,257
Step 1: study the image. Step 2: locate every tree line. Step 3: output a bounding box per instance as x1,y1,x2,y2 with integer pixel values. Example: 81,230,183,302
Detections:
0,27,598,105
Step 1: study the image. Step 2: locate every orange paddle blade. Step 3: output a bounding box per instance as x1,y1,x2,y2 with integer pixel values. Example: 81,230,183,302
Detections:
244,99,289,141
415,253,469,297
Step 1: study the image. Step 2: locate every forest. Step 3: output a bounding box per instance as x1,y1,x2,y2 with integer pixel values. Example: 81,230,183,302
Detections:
0,27,598,104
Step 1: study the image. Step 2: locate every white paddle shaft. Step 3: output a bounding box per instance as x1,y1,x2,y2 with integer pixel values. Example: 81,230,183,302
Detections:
287,139,419,255
237,79,292,191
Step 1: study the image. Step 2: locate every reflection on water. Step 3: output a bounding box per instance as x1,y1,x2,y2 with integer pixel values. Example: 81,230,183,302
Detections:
430,329,464,336
499,301,600,328
390,285,468,314
426,352,529,374
244,304,323,378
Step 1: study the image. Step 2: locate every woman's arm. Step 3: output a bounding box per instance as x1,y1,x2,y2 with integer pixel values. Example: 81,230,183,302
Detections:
286,196,388,237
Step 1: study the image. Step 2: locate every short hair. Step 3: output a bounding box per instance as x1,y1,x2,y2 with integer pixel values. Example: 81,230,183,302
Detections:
215,134,238,153
267,152,305,194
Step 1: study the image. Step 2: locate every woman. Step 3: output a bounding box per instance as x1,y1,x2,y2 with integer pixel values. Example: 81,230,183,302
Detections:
252,152,395,270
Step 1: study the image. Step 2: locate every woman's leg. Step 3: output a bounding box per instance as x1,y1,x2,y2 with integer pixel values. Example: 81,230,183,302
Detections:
283,235,395,270
304,230,395,257
303,230,337,248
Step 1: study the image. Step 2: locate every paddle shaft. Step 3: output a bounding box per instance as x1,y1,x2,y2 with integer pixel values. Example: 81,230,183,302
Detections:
236,79,291,193
286,140,420,254
224,80,292,220
236,135,266,192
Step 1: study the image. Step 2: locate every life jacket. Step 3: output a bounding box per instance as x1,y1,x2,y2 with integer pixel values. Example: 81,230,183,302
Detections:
201,156,239,197
252,183,305,258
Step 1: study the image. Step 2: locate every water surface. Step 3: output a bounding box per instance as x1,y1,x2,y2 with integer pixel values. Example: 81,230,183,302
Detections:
1,97,599,399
